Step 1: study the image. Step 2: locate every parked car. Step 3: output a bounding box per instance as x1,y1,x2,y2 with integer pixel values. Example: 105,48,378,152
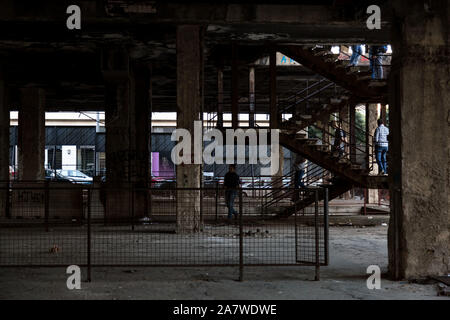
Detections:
45,169,72,182
56,169,93,184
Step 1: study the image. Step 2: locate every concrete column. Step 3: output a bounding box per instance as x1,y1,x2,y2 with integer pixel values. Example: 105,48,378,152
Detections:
366,103,379,204
367,103,379,174
18,88,45,181
269,49,278,129
103,48,133,220
131,62,151,218
176,25,203,233
0,72,8,217
388,0,449,279
217,67,224,128
231,43,239,129
249,66,255,128
380,104,387,125
339,104,349,158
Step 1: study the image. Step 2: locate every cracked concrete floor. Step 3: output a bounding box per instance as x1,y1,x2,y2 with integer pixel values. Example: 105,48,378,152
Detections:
0,226,447,300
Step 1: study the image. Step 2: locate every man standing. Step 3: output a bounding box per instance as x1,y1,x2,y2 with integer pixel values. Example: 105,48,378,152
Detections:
224,165,240,219
374,119,389,175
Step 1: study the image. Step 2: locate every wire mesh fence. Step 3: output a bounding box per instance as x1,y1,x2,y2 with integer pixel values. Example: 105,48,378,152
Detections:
0,181,329,280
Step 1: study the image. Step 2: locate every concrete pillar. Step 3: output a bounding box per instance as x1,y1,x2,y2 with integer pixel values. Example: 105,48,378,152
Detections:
339,104,349,158
18,88,45,181
269,49,282,188
249,66,255,128
367,103,379,175
388,0,449,279
0,71,8,217
176,25,203,233
231,43,239,129
217,67,224,129
338,105,352,199
380,104,387,125
131,62,151,218
102,53,150,221
269,49,278,129
367,103,379,204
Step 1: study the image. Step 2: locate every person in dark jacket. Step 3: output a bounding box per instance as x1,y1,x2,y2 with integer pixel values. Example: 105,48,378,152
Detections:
224,165,240,219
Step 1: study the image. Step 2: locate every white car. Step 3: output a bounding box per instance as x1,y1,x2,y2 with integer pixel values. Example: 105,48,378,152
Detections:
56,170,93,184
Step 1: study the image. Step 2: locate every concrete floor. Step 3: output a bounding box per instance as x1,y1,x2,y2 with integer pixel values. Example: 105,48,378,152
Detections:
0,226,446,300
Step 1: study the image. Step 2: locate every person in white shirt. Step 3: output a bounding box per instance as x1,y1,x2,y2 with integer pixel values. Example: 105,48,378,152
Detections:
374,119,389,175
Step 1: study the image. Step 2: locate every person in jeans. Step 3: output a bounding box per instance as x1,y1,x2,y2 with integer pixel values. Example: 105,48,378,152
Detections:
348,45,362,66
224,165,240,219
369,45,386,79
374,119,389,175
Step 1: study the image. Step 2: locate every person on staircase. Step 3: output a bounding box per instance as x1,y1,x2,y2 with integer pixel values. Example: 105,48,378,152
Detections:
348,45,363,66
292,157,307,203
369,45,387,79
374,119,389,175
331,120,347,158
294,157,307,189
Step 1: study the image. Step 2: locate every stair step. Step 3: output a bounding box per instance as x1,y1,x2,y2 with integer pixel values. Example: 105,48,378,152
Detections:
295,133,307,139
299,114,312,119
368,80,387,87
297,138,318,145
351,164,362,170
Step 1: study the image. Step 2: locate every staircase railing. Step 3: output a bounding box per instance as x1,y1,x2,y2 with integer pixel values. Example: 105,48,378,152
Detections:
278,78,346,118
307,112,377,173
263,162,331,210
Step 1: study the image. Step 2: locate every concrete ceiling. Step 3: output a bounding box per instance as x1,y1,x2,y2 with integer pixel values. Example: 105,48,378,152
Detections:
0,0,392,112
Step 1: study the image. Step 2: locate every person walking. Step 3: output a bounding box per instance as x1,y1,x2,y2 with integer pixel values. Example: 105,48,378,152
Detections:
224,165,241,219
374,119,389,175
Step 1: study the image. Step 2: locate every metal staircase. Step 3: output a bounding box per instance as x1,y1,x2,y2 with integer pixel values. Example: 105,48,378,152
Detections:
278,45,388,101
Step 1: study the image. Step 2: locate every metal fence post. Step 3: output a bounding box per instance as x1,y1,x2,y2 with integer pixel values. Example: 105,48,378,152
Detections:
238,188,244,282
324,187,329,266
314,189,320,281
215,181,218,222
131,184,135,231
87,187,92,282
44,181,49,232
